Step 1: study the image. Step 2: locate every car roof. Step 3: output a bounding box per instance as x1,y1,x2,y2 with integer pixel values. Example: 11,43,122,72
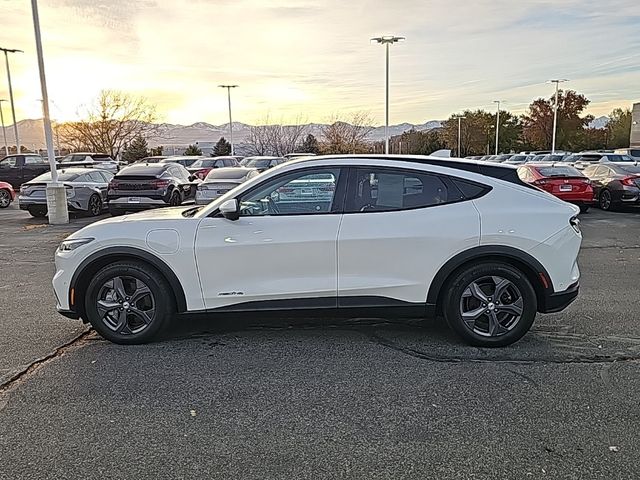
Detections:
203,167,255,180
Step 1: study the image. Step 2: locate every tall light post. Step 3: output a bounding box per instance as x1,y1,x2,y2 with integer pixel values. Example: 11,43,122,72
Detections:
218,85,238,155
548,79,568,154
31,0,68,224
0,47,23,154
371,35,405,155
453,115,466,157
0,99,8,156
493,100,502,155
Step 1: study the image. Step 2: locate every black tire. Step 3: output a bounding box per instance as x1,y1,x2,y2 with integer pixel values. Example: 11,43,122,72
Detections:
109,206,126,216
84,261,175,344
87,194,103,217
0,188,12,208
579,204,589,214
442,262,537,347
169,190,182,207
28,206,48,218
599,189,615,211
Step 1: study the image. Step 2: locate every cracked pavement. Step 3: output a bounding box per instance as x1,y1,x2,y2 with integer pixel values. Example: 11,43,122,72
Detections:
1,204,640,479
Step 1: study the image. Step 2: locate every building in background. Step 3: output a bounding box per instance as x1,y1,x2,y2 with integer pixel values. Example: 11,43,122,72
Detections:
631,102,640,147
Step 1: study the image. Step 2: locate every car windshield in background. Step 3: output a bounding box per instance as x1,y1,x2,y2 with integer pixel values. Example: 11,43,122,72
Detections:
536,166,582,177
506,155,527,163
205,169,250,180
542,154,567,162
31,171,80,182
190,159,217,168
607,155,635,162
242,159,271,168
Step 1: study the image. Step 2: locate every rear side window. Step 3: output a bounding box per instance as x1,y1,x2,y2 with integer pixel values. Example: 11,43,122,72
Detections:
451,178,490,199
346,168,464,213
25,156,46,165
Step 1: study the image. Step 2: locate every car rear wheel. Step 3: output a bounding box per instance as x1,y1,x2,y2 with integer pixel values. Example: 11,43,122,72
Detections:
0,189,11,208
169,190,182,207
599,189,614,211
87,194,102,217
28,206,47,218
84,261,175,344
442,262,537,347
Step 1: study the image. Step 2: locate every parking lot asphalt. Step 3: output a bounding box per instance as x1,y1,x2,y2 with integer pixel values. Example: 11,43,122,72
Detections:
1,204,639,479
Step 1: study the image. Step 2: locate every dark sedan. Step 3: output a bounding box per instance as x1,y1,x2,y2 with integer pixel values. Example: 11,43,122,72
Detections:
583,163,640,211
107,163,199,215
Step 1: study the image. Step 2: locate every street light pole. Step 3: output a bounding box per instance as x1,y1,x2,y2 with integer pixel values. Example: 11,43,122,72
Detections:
371,35,405,155
30,0,68,224
0,47,23,154
0,99,8,156
218,85,238,155
453,115,466,157
548,79,568,154
493,100,501,155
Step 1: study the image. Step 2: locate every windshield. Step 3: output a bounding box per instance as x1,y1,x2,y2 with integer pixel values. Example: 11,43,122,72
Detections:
241,158,272,168
536,166,582,177
190,159,216,168
30,171,80,182
607,155,635,162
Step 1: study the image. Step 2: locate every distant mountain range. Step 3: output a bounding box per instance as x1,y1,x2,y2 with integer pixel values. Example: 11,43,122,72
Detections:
2,117,609,150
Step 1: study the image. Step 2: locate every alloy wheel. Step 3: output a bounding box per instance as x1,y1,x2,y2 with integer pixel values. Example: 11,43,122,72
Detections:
459,276,524,337
170,192,181,206
0,189,10,208
89,195,102,216
599,190,611,210
96,276,156,335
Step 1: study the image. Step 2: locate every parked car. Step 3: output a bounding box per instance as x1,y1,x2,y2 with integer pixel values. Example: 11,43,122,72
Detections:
57,153,118,174
240,156,286,172
582,163,640,211
0,180,16,208
54,155,581,348
567,152,637,170
538,153,570,163
195,167,259,205
517,164,592,213
107,162,199,216
158,156,203,168
614,148,640,162
0,154,50,188
135,156,168,164
18,168,113,218
187,156,241,180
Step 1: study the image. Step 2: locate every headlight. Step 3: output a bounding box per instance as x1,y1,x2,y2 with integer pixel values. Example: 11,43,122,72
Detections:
59,238,94,252
65,187,75,198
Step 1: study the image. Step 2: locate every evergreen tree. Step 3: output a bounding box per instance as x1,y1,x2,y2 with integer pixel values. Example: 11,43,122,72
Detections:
606,108,632,148
300,133,320,154
122,135,149,163
149,145,163,156
213,137,231,156
184,144,203,156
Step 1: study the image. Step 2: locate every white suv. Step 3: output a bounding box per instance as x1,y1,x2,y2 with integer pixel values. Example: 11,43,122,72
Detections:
53,156,582,347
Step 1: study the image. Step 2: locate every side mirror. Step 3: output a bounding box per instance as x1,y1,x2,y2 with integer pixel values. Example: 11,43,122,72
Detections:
219,198,239,221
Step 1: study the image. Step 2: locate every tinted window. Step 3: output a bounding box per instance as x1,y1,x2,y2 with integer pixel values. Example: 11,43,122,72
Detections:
0,157,17,167
32,171,79,182
25,156,46,165
87,172,105,182
100,171,114,182
224,158,237,167
451,178,489,199
239,168,341,216
535,166,582,177
346,168,459,213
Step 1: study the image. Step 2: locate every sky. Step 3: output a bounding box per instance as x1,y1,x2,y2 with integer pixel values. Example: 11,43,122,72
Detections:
1,0,639,126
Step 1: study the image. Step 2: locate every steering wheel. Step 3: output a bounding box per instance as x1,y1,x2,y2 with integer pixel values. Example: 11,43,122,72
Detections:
266,196,281,215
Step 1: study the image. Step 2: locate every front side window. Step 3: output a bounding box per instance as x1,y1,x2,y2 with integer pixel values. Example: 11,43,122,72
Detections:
346,168,460,213
0,157,17,168
25,156,45,165
239,168,341,216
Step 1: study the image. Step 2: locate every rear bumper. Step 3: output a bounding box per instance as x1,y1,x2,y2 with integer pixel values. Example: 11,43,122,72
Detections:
108,197,170,210
539,281,579,313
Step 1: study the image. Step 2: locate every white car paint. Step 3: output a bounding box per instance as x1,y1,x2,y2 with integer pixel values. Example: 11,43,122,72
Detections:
54,156,581,317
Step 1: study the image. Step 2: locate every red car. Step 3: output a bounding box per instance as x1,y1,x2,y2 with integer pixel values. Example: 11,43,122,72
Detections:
0,180,16,208
517,163,593,213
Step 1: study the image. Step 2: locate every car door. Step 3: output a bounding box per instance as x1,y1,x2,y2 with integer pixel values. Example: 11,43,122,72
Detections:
0,156,22,188
194,166,346,310
337,166,481,307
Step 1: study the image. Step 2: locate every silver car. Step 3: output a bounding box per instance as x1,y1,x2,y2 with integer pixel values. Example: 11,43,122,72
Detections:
18,168,113,218
195,167,260,205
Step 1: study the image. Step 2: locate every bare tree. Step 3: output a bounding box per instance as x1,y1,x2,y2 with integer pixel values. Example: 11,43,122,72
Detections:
247,115,309,156
58,90,158,159
320,112,374,154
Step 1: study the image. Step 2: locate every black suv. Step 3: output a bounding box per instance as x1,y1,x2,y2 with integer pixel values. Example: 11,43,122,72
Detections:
107,163,199,216
0,154,50,188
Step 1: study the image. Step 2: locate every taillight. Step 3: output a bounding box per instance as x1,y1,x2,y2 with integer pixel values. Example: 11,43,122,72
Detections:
621,176,639,186
151,179,170,189
196,169,210,179
533,179,547,186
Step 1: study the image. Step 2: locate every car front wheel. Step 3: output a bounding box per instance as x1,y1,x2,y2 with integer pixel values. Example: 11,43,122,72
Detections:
87,194,102,217
599,189,614,211
443,262,537,347
0,189,12,208
84,261,175,344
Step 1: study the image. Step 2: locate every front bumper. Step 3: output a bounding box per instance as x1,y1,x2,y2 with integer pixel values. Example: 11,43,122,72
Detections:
56,306,80,319
539,281,579,313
